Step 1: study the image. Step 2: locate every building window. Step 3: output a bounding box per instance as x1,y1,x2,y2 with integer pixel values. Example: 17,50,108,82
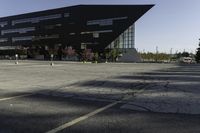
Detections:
81,30,112,35
34,34,59,40
12,36,34,42
44,24,62,30
81,44,86,49
64,13,70,17
1,27,35,35
45,25,54,30
80,31,92,34
106,24,135,49
0,38,8,43
55,24,62,27
87,16,127,26
69,33,76,35
12,14,62,25
93,33,99,38
0,46,16,50
87,19,113,26
0,22,8,27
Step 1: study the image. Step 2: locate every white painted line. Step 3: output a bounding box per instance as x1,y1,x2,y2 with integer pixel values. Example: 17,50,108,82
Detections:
46,97,129,133
45,87,146,133
0,94,33,102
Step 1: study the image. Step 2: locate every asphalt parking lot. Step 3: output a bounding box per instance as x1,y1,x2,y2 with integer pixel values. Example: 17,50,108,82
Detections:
0,60,199,133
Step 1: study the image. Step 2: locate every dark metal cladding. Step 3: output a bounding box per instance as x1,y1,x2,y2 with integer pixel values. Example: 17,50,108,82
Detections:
0,5,154,59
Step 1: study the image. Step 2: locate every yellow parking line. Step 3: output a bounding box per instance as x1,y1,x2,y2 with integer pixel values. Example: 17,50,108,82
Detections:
0,94,33,102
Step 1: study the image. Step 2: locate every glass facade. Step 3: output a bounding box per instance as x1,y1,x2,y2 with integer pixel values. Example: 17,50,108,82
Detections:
106,24,135,49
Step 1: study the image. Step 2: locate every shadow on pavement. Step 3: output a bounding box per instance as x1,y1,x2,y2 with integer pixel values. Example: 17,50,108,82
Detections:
0,64,200,133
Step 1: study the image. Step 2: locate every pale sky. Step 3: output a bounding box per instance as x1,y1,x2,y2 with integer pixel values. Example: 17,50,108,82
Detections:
0,0,200,54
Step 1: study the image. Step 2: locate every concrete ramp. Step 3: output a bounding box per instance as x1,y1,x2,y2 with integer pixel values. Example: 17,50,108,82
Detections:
118,48,142,62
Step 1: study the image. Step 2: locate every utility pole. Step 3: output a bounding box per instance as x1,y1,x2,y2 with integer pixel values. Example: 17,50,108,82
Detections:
199,38,200,47
170,48,173,62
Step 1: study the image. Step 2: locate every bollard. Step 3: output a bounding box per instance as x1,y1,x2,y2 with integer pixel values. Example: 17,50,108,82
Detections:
15,54,18,64
50,54,54,66
50,62,54,66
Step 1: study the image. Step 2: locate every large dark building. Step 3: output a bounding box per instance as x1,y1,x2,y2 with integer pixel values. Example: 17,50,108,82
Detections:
0,5,153,61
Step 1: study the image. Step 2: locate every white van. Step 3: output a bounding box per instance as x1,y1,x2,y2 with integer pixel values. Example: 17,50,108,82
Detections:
180,57,193,64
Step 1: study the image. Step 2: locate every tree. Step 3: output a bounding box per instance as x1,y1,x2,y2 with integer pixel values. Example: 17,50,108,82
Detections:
94,52,99,62
62,46,76,57
196,47,200,63
176,52,182,59
110,48,120,62
181,52,189,57
105,52,109,62
48,48,57,56
82,49,94,61
140,52,170,62
62,46,77,60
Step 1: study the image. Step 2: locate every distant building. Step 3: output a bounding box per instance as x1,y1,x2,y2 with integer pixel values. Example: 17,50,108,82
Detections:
0,5,153,61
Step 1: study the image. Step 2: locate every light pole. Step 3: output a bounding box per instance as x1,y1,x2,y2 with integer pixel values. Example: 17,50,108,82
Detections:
155,46,158,62
170,48,173,55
